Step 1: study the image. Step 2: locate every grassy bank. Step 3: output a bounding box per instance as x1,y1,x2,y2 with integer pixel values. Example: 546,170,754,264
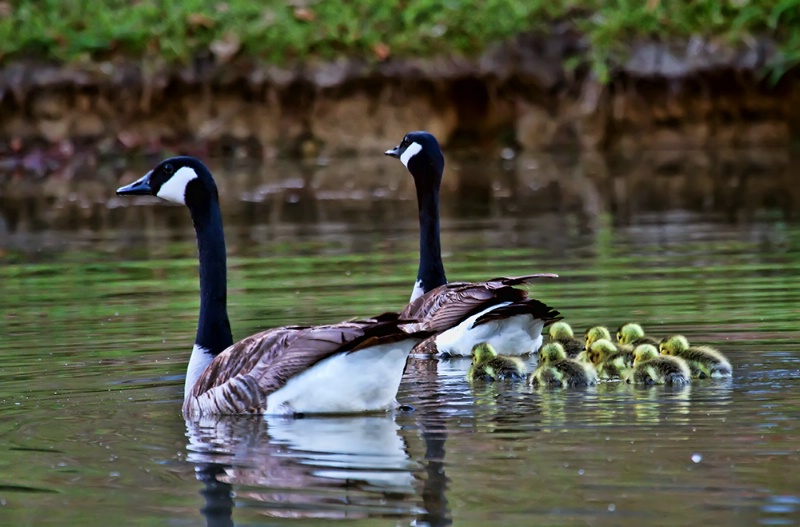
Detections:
0,0,799,79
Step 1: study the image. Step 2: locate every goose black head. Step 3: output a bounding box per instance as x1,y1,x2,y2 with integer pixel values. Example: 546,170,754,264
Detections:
385,131,444,186
116,156,218,207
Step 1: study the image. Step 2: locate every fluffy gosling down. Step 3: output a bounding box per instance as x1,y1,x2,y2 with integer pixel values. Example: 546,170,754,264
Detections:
467,343,527,382
585,326,612,351
589,338,635,380
531,343,598,388
548,321,585,358
627,344,691,385
659,335,732,378
617,323,659,347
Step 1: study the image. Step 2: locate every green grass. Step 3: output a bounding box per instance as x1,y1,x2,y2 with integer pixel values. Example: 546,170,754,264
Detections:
0,0,799,80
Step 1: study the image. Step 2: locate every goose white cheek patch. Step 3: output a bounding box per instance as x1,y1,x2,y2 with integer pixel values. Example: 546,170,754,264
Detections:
400,142,423,168
156,166,199,204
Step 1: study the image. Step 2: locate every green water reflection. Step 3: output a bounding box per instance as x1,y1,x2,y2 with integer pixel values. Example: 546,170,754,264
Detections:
0,154,799,526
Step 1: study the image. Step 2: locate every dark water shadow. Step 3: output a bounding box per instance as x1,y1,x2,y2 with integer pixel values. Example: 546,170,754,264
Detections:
184,413,434,524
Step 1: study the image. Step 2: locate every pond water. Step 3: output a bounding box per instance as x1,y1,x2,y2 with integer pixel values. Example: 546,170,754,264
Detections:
1,149,799,526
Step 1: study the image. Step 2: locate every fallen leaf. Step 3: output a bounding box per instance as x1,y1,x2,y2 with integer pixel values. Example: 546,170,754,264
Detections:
117,130,141,149
187,13,215,29
210,32,241,63
293,7,315,22
372,42,391,61
646,0,660,11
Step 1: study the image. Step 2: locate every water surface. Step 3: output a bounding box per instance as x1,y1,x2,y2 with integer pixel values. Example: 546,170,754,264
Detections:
1,150,799,526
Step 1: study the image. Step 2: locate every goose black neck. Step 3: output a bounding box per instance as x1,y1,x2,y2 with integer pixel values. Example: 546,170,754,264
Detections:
415,178,447,293
189,193,233,356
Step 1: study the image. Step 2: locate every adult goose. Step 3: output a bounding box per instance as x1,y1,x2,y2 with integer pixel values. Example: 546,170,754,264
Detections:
117,156,429,416
385,131,560,356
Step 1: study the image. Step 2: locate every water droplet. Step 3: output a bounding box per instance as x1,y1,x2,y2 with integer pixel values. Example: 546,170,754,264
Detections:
691,453,702,463
109,471,120,477
608,503,616,512
578,469,585,475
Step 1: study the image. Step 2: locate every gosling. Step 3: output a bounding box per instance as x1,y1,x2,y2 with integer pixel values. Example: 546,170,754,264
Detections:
530,342,598,388
659,335,732,378
617,322,659,347
627,344,691,385
467,342,527,382
548,321,585,358
590,338,635,380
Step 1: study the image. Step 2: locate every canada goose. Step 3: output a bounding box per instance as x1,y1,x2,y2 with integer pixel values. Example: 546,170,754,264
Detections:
467,342,527,382
385,131,560,356
547,321,585,358
616,322,659,347
659,335,732,378
627,344,691,385
116,156,430,416
530,342,598,388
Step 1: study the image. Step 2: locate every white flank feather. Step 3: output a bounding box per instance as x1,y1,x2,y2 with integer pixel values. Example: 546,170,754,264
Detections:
434,302,545,356
265,339,418,415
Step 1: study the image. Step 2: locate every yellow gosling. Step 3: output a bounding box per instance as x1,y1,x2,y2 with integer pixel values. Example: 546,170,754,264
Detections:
589,338,635,380
548,321,585,358
530,342,598,388
467,342,527,382
659,335,732,378
627,344,691,385
616,322,660,347
584,326,612,353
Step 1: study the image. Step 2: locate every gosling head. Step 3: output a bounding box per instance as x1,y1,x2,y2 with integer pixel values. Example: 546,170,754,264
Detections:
617,322,645,345
548,321,575,340
659,335,690,355
588,338,617,365
585,326,612,350
633,344,659,364
471,342,498,364
116,156,218,208
539,342,567,364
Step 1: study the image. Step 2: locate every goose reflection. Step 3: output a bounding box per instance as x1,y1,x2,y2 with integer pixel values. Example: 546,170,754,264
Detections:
185,414,420,523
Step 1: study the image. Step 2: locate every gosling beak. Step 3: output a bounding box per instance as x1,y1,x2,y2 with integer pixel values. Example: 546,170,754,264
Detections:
384,145,401,158
116,171,153,196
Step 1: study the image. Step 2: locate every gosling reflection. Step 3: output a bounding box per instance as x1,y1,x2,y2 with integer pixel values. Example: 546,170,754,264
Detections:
631,384,693,425
185,414,418,523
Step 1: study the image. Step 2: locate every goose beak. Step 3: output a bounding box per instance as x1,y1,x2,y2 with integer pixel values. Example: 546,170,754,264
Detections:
117,171,153,196
384,145,401,158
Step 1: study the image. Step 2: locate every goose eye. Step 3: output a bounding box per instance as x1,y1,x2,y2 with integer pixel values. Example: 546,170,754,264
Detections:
164,163,175,175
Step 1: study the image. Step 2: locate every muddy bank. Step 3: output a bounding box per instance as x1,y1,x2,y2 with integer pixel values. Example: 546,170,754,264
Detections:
0,31,798,166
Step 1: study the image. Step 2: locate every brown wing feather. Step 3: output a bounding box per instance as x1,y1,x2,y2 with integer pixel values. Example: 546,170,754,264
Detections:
190,325,309,398
401,274,557,333
473,299,561,326
186,316,430,415
250,319,419,395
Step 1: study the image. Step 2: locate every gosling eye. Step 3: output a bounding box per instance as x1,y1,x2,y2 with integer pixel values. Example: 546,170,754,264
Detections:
164,163,175,175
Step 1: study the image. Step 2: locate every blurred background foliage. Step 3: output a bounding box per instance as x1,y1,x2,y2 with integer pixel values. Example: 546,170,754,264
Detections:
0,0,798,80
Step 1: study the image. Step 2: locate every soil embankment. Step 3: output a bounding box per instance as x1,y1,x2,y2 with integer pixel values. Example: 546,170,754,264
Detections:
0,32,798,165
